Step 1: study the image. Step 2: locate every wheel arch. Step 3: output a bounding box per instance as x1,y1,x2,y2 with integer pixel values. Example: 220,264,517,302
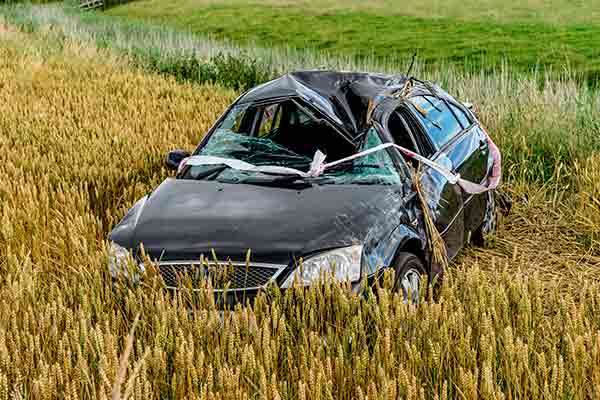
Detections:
383,223,427,269
396,237,427,266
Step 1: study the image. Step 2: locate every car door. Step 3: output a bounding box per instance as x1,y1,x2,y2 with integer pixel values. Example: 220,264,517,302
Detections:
444,101,490,234
386,104,465,259
409,95,490,241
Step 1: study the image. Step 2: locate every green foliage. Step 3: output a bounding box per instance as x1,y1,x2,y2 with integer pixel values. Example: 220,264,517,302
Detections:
137,49,271,91
107,0,600,87
211,52,271,91
2,2,273,91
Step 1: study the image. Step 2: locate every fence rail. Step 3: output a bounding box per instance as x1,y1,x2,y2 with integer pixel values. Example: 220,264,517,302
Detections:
79,0,104,10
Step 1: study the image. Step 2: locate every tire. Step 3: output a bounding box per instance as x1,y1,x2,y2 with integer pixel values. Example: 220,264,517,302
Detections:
393,252,426,304
472,190,497,247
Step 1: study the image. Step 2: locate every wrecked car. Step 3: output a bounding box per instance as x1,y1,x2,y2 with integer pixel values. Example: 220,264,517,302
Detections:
108,71,500,304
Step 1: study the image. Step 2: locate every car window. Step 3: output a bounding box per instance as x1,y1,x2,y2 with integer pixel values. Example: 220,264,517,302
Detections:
289,105,312,125
410,96,463,148
388,111,418,154
257,103,282,137
448,102,472,129
186,101,402,186
219,103,250,133
200,101,347,166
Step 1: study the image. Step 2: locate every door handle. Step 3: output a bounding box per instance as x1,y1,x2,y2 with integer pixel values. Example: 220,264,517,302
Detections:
478,139,487,151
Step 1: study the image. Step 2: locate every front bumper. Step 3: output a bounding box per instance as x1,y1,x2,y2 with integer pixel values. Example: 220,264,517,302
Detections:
113,257,364,308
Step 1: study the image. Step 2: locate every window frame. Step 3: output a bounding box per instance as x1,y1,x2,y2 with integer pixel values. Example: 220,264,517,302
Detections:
369,120,412,183
385,105,436,158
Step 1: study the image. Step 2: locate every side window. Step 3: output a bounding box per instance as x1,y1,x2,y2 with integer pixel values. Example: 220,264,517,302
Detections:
448,102,472,129
289,106,312,126
387,111,418,154
410,96,462,148
257,103,282,137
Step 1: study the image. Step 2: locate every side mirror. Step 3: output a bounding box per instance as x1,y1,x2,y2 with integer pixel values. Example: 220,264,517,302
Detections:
165,149,191,171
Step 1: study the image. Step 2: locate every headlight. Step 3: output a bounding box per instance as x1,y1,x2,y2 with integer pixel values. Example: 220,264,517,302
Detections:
108,242,143,282
281,245,363,288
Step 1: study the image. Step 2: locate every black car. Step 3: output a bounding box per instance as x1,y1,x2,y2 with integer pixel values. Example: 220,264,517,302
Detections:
108,71,499,304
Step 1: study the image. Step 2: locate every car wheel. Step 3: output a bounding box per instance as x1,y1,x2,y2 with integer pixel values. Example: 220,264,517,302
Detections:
393,252,425,304
473,190,496,247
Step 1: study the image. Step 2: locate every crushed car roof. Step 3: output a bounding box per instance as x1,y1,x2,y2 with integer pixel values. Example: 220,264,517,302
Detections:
237,71,435,138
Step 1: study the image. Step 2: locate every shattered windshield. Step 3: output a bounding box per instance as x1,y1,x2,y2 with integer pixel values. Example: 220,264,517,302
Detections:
182,100,402,186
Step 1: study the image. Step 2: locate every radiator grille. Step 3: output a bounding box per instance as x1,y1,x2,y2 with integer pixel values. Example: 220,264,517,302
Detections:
156,261,283,291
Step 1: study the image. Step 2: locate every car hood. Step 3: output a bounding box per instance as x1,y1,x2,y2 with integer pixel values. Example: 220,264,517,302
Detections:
109,178,407,264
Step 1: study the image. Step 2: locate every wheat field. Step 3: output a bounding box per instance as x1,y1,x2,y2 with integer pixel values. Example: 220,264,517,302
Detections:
1,15,600,400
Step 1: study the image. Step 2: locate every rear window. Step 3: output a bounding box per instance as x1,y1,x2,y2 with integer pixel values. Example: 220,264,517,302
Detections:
410,96,463,148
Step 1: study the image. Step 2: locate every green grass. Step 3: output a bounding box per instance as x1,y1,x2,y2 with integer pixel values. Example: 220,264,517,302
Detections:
107,0,600,85
133,0,600,25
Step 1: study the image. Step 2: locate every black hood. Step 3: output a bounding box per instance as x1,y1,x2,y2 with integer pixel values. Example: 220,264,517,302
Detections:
109,178,407,265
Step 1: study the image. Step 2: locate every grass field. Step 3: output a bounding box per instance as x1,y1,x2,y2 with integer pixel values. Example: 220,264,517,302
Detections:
107,0,600,84
139,0,600,24
1,2,600,399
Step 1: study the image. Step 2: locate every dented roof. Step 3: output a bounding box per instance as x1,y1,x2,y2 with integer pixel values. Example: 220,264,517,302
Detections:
237,71,414,138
